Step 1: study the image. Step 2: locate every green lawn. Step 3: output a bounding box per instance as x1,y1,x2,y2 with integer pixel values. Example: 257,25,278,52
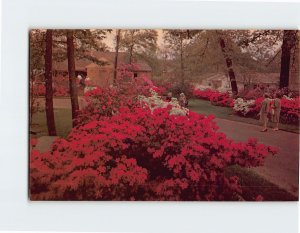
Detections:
30,108,72,138
188,99,299,133
226,165,297,201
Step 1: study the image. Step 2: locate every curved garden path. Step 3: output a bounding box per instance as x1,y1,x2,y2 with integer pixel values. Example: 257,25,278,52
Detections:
215,118,299,197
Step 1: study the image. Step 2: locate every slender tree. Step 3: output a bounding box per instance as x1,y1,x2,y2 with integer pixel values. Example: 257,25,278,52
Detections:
44,29,57,136
113,29,121,84
128,30,135,64
218,36,238,95
279,30,297,88
66,30,79,126
29,30,45,127
179,33,185,86
164,30,189,86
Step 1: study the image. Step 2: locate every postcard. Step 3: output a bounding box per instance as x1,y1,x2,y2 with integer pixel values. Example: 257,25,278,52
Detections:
29,29,299,201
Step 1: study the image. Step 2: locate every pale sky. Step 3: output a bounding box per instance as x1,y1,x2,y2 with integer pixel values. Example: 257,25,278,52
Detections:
104,29,164,51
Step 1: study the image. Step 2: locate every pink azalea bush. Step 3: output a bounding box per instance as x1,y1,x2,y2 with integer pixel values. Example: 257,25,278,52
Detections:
75,64,155,126
193,88,233,107
30,67,278,201
194,88,299,124
34,76,69,97
246,97,300,124
30,102,277,200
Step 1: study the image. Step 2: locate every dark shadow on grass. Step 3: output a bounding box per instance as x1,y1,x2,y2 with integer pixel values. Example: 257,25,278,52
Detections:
226,165,298,201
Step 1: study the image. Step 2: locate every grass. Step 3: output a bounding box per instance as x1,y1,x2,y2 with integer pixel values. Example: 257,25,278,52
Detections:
188,99,299,134
226,165,298,201
30,108,72,138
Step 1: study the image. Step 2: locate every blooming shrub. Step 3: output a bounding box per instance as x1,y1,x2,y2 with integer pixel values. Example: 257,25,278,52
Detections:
233,98,256,116
53,86,69,97
34,83,46,96
210,92,234,107
30,105,277,201
30,138,38,148
33,76,69,97
248,97,264,117
238,87,266,100
75,86,130,126
193,88,216,101
193,88,233,107
246,96,300,124
138,89,189,116
52,76,69,97
279,97,300,124
239,86,299,101
75,64,157,126
151,85,167,96
276,87,299,99
194,87,299,125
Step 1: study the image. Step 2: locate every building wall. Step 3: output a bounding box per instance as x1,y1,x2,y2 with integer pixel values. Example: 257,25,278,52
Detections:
87,66,113,87
135,71,152,79
87,67,152,87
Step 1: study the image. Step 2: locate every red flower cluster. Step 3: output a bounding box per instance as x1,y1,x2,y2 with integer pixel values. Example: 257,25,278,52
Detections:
33,76,70,97
52,76,70,96
75,86,139,126
248,97,264,116
193,88,216,101
30,138,38,147
210,92,234,107
280,97,300,124
34,83,46,96
193,89,233,107
194,88,299,124
30,105,277,201
75,65,156,126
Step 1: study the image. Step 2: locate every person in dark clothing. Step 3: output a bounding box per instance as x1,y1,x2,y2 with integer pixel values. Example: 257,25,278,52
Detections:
166,92,172,102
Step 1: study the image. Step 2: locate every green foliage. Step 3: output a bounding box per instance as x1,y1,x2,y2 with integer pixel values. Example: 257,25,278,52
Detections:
29,29,46,76
120,29,158,62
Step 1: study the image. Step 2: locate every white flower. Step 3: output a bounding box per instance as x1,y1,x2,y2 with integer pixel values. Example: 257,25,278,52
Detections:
233,98,255,116
283,95,293,100
138,90,189,116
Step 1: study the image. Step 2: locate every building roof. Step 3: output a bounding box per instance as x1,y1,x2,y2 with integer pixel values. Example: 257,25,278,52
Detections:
52,51,152,72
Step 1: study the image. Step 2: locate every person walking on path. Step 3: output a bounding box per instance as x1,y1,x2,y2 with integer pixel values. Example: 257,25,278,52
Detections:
259,93,271,132
272,93,282,131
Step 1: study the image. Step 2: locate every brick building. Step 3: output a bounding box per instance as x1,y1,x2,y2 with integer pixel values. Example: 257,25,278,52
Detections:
52,51,152,87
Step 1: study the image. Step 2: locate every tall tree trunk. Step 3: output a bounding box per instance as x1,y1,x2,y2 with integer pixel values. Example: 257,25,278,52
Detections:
129,44,134,64
67,30,79,126
219,36,238,95
44,29,57,136
180,36,184,86
129,30,135,64
113,29,121,84
29,71,34,127
279,30,297,88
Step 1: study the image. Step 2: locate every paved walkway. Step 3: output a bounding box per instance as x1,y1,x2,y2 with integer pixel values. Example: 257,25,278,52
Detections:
37,97,87,109
215,118,299,196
